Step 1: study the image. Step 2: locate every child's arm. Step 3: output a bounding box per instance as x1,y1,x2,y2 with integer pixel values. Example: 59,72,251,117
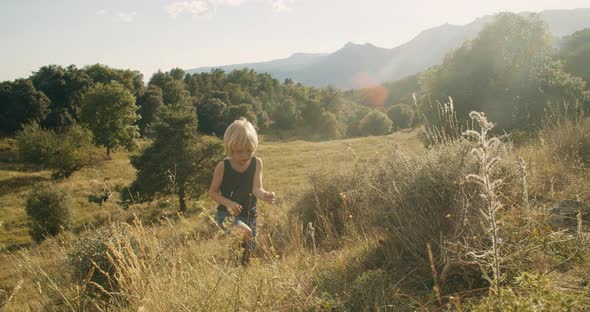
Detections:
209,161,242,216
252,157,276,203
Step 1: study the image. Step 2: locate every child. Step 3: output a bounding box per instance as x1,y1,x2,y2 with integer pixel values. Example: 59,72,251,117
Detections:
208,118,276,264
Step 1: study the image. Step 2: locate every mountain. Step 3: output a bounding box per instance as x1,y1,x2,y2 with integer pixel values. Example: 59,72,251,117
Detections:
186,8,590,89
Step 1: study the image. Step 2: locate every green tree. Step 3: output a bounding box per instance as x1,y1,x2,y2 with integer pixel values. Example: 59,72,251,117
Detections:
386,103,415,129
223,83,246,104
137,85,164,137
419,13,560,129
320,86,343,113
358,110,393,136
16,123,95,178
148,71,174,89
31,65,93,129
0,79,50,134
383,75,419,107
346,105,371,137
225,104,258,129
129,105,223,212
169,67,186,80
207,90,230,103
197,98,228,135
81,82,140,157
301,99,322,129
84,64,145,98
317,111,342,140
273,98,299,129
161,79,190,106
561,29,590,85
257,110,272,131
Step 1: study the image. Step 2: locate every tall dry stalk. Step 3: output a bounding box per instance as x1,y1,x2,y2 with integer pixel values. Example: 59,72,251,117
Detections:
515,157,529,211
422,96,464,146
464,111,504,295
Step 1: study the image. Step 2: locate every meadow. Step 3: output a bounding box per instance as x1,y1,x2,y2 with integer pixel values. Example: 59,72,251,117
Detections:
1,117,589,311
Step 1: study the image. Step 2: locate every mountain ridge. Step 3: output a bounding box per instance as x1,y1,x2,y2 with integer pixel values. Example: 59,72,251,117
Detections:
186,8,590,89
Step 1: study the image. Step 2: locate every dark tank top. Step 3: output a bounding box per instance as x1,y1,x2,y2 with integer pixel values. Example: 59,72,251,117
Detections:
218,156,257,216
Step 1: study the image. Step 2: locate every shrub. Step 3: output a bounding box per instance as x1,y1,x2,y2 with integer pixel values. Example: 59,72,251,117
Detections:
68,222,140,299
366,142,482,261
540,116,590,166
15,122,55,164
293,138,517,265
386,103,415,129
293,171,361,247
25,183,71,242
357,110,393,136
50,124,95,178
15,122,95,178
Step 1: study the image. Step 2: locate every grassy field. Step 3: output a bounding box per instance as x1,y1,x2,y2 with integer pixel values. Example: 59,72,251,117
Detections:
1,125,589,311
0,130,422,249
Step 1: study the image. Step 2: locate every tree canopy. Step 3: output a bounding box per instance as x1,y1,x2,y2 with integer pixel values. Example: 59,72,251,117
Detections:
419,13,588,130
560,29,590,96
80,82,140,157
0,79,50,134
129,104,223,212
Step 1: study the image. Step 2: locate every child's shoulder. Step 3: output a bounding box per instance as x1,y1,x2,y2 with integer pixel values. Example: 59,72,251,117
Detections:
215,160,225,170
254,156,263,167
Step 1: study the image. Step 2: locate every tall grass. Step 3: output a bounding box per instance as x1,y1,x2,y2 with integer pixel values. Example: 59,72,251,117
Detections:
421,96,465,146
541,102,590,166
2,112,590,310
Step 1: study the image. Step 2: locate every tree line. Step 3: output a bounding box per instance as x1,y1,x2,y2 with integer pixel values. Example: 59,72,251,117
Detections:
1,63,398,143
373,13,590,132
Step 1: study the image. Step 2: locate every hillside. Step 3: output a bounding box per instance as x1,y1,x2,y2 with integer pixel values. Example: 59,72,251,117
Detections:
187,8,590,89
0,132,422,250
1,119,589,310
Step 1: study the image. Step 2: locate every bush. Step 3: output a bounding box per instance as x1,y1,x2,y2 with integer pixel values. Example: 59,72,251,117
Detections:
386,103,415,129
357,110,393,136
25,183,71,242
293,138,517,265
16,122,95,178
541,116,590,166
293,171,361,246
366,142,482,261
15,122,55,164
68,222,140,299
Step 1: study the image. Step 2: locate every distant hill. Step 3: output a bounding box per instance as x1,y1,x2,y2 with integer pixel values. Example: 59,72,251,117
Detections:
186,8,590,89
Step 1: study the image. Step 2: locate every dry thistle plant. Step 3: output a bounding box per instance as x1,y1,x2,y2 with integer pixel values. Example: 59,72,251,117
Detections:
463,111,504,296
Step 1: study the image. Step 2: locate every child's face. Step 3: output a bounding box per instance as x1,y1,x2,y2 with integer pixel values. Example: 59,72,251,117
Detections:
231,144,254,164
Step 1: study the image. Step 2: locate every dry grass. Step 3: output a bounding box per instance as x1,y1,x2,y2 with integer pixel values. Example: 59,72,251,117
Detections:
1,121,590,310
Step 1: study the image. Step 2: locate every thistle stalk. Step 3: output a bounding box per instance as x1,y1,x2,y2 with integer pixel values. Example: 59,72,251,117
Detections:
464,111,503,295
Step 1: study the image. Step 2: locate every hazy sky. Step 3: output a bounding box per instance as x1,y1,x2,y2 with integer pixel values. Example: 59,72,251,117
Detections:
1,0,589,81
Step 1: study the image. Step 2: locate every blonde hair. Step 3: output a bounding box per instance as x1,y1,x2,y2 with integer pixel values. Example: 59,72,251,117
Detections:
223,118,258,156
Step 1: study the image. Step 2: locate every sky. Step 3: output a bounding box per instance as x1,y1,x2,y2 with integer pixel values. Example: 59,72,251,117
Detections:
1,0,590,82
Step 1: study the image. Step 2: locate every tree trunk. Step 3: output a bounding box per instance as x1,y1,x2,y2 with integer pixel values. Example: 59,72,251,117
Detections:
178,184,186,213
107,146,111,158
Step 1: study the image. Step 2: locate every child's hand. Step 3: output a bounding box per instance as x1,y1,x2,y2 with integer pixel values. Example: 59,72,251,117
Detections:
262,191,276,204
227,201,242,216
